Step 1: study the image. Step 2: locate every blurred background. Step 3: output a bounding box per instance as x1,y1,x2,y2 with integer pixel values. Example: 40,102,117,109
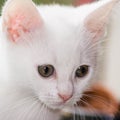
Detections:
0,0,72,12
0,0,96,13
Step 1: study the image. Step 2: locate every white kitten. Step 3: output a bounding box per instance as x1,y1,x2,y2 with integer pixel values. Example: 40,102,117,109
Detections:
0,0,119,120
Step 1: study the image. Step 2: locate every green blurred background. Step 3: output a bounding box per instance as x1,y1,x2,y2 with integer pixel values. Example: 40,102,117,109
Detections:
0,0,73,14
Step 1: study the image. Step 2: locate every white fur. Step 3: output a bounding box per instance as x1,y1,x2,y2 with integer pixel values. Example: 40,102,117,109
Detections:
0,0,118,119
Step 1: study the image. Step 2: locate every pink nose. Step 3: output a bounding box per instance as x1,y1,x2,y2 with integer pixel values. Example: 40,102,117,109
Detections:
58,93,72,102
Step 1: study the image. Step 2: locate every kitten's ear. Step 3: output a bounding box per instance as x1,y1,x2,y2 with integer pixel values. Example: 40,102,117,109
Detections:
2,0,43,42
85,0,119,40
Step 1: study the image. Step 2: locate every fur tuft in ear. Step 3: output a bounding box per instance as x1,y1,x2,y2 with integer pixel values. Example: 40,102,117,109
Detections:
85,0,119,40
2,0,43,42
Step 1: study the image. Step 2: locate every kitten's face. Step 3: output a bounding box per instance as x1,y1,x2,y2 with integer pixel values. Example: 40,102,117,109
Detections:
8,23,95,110
33,25,95,109
2,0,116,110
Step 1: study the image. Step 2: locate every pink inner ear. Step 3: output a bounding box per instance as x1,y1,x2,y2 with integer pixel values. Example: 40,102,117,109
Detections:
6,13,42,42
84,0,119,41
7,15,28,42
2,0,43,42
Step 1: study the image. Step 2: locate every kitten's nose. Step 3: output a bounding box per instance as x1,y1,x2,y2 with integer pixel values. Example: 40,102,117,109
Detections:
58,93,72,102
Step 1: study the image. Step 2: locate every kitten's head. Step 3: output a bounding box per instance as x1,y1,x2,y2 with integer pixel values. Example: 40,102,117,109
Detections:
2,0,118,110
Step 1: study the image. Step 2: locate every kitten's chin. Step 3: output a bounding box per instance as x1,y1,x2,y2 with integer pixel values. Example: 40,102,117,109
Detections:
40,100,70,110
44,102,65,110
43,101,75,111
38,97,75,110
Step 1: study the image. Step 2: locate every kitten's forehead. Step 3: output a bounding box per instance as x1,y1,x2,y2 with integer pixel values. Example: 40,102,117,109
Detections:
38,4,96,28
37,5,89,58
45,23,83,64
31,5,98,65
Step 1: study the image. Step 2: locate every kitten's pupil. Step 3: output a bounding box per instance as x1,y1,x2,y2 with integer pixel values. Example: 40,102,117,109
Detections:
44,66,49,74
38,65,54,77
76,65,89,78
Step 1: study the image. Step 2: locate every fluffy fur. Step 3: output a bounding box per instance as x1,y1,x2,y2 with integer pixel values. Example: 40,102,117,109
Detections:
0,0,119,120
77,84,119,116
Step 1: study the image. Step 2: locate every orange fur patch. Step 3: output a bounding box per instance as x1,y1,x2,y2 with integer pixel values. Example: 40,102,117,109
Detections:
77,84,119,116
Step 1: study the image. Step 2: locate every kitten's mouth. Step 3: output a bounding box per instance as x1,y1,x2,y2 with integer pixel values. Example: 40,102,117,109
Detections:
46,102,66,110
38,95,76,110
41,100,73,110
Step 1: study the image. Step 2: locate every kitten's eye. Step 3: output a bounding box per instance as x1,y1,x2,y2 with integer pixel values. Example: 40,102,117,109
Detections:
38,65,54,78
75,65,89,78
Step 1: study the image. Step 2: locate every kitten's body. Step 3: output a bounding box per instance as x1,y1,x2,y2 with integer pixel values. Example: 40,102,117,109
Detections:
0,0,119,120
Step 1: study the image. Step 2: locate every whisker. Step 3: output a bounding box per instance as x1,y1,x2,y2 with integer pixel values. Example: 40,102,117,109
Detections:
30,101,44,120
17,100,39,120
77,98,99,116
0,95,38,115
73,105,76,120
81,93,114,107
